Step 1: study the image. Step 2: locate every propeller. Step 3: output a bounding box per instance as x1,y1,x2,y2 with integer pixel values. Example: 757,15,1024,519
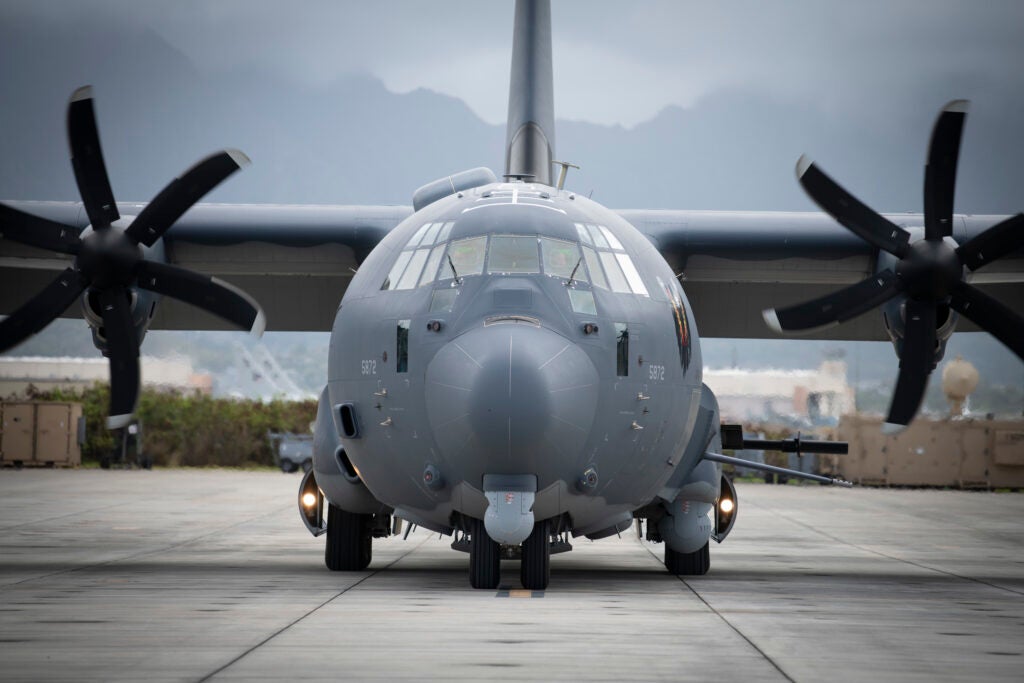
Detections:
763,100,1024,432
0,86,265,429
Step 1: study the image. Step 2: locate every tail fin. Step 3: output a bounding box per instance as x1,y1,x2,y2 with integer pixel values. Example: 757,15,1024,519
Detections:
504,0,555,186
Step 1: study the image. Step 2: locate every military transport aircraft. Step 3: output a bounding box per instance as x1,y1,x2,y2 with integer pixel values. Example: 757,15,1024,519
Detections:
1,0,1022,590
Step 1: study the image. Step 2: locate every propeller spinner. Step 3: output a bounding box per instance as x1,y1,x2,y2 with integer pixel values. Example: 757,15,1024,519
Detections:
764,100,1024,431
0,86,265,428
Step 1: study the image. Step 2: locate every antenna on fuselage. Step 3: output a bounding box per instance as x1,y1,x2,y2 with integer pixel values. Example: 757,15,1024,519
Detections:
552,160,579,190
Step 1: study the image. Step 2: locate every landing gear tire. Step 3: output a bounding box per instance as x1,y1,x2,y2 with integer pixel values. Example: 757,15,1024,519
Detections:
665,541,710,575
520,518,551,590
468,517,500,589
325,503,372,571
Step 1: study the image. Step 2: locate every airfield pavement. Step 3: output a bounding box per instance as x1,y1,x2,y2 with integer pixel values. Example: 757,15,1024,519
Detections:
0,470,1022,682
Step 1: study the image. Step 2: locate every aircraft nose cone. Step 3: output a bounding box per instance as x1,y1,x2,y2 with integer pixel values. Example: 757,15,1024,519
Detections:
425,322,598,477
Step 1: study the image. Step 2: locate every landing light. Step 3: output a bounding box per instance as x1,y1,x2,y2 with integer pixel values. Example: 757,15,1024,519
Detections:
719,498,735,514
302,492,318,508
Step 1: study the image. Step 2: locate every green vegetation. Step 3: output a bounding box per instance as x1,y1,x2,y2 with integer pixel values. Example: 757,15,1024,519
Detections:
23,384,316,468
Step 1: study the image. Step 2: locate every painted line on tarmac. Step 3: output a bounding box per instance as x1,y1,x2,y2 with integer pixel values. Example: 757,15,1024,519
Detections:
746,497,1024,598
639,537,795,683
198,533,432,683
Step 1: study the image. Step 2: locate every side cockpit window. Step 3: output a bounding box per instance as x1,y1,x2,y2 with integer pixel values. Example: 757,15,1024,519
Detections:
575,223,648,297
382,221,455,290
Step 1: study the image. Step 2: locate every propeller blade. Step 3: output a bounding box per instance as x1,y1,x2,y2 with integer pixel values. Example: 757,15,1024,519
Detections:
67,86,119,230
0,202,82,254
135,261,265,336
883,299,937,432
955,213,1024,272
125,150,251,247
763,269,903,334
0,268,86,352
949,282,1024,362
796,155,911,258
98,288,140,429
923,100,968,242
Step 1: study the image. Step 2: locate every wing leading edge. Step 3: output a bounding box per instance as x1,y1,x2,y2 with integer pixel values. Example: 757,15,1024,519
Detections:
623,209,1024,340
0,200,412,331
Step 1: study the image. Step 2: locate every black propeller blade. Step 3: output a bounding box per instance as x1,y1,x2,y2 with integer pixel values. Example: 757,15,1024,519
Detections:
949,282,1024,361
0,86,264,429
67,86,119,231
98,288,140,429
0,204,83,254
955,213,1024,271
765,270,903,334
883,300,936,432
136,261,265,334
0,268,86,351
125,150,250,247
796,155,911,258
765,99,1024,430
923,100,967,241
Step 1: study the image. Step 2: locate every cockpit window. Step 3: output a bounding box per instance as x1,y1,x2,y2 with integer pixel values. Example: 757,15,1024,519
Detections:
487,236,540,274
600,251,630,293
615,252,649,297
575,223,593,245
418,244,446,287
445,236,487,278
573,223,649,297
381,250,414,290
396,248,431,290
382,221,459,290
540,238,585,281
582,246,607,290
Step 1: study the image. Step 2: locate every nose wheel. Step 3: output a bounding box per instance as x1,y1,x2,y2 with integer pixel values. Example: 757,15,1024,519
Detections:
665,541,710,575
520,518,551,590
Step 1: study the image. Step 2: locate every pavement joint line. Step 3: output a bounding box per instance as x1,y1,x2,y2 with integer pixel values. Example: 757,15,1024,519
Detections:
0,504,292,592
746,498,1024,598
637,536,795,683
0,501,132,532
197,533,432,683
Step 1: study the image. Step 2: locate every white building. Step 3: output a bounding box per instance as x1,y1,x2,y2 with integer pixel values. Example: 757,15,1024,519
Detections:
0,356,212,397
704,360,854,423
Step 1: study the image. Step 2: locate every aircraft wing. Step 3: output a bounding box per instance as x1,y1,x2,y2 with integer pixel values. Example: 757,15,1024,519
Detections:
4,201,1022,338
0,201,412,331
620,209,1024,340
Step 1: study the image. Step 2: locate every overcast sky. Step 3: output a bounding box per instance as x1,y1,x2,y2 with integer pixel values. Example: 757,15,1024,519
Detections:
6,0,1024,128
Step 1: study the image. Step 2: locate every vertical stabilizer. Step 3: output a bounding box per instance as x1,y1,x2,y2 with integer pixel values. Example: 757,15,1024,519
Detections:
504,0,555,186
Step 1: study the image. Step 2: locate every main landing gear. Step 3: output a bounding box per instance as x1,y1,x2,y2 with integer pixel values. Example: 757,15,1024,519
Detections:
325,503,372,571
665,541,710,575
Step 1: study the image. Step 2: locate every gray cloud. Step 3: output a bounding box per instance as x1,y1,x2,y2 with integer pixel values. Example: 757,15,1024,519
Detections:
5,1,1022,126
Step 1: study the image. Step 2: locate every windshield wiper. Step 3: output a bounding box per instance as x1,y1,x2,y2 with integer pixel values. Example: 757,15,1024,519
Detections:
447,254,463,285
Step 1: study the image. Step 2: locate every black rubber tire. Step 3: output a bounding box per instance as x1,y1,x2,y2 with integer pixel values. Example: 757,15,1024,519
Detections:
665,541,710,575
468,517,500,589
301,459,313,473
325,504,372,571
520,518,551,590
281,460,297,473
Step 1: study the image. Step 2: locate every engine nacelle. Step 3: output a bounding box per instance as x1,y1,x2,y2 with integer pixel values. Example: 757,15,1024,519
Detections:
876,250,957,368
82,286,159,354
880,295,957,368
79,221,164,357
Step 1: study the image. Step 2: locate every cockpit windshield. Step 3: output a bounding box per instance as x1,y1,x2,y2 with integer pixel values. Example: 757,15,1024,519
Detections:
381,221,649,298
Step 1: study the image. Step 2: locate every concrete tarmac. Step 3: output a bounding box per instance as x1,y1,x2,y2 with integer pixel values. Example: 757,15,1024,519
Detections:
0,470,1022,682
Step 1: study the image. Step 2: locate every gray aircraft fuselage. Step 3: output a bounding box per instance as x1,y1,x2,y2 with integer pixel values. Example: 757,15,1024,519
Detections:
326,182,706,536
